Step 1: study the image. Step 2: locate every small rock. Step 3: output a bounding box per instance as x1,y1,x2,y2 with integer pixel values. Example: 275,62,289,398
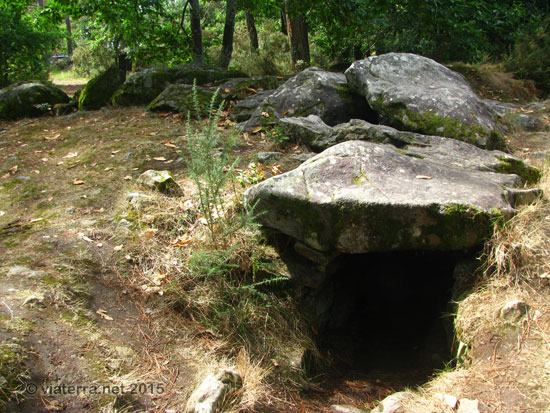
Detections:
457,398,480,413
65,207,76,214
530,152,550,162
329,404,368,413
27,270,47,279
506,188,543,208
373,391,414,413
124,152,135,161
500,300,530,322
117,218,134,230
22,294,45,307
126,192,153,208
6,266,37,278
136,170,183,196
185,370,242,413
513,114,543,132
80,219,97,227
437,394,458,409
16,176,30,182
257,152,283,163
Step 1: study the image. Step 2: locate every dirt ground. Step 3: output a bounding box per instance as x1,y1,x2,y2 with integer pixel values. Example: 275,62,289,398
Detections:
1,86,550,412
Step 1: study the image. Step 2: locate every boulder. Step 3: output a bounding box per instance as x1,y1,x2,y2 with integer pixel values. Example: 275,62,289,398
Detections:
245,140,539,255
112,65,247,106
147,84,223,115
79,66,126,110
237,67,377,131
279,116,540,184
0,82,69,120
136,170,183,196
345,53,504,149
229,90,274,122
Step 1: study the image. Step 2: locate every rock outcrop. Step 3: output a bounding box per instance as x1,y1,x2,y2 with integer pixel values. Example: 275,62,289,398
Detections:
0,82,69,120
245,140,536,255
345,53,504,149
237,67,377,131
278,115,541,184
112,65,247,106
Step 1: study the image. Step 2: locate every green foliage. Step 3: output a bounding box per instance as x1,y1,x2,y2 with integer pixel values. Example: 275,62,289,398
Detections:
0,0,61,87
505,17,550,96
71,40,114,78
185,83,248,247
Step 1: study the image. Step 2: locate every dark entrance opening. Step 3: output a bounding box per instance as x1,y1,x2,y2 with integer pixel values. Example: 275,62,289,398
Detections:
298,249,474,407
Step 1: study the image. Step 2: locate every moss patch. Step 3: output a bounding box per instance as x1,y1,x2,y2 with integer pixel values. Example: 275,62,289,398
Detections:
494,155,541,184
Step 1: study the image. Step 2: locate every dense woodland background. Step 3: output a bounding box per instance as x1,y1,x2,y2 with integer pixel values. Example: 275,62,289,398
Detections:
1,0,550,94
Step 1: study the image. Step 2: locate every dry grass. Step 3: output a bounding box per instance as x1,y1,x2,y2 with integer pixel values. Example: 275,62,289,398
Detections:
399,162,550,411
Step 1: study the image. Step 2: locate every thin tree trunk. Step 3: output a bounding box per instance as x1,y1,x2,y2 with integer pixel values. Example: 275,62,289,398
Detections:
189,0,204,65
285,8,310,68
218,0,237,69
65,17,73,56
280,7,287,35
245,11,258,52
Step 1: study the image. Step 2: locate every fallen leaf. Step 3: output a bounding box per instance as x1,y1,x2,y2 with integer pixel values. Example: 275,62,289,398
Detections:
224,88,231,93
33,170,40,174
261,111,270,118
163,142,177,148
104,167,112,171
41,158,49,162
77,232,93,243
153,156,166,161
164,160,173,164
90,162,97,167
113,244,123,251
145,228,158,237
56,161,64,166
111,150,120,154
540,272,549,279
30,218,43,223
0,211,5,217
72,179,85,185
63,152,78,158
151,273,166,285
44,133,60,141
144,132,157,136
415,175,432,180
96,309,113,321
172,235,192,247
251,126,263,134
9,165,18,173
96,243,103,248
1,173,9,179
123,175,132,180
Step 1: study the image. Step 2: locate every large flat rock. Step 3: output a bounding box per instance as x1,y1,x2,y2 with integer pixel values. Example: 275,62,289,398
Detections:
245,140,536,254
345,53,503,149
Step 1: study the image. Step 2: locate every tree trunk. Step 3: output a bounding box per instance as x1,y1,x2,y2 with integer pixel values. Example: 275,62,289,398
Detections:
65,17,73,56
218,0,237,69
37,0,43,7
189,0,204,65
285,7,310,68
280,7,287,35
245,11,259,52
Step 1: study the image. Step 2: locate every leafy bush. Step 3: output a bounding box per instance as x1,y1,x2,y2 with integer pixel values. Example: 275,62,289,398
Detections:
0,3,60,87
71,41,114,78
504,17,550,96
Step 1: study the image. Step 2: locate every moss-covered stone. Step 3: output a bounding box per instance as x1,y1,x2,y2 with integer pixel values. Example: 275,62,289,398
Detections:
371,98,505,150
147,84,224,115
494,155,542,184
78,66,126,111
112,65,247,106
0,82,69,120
